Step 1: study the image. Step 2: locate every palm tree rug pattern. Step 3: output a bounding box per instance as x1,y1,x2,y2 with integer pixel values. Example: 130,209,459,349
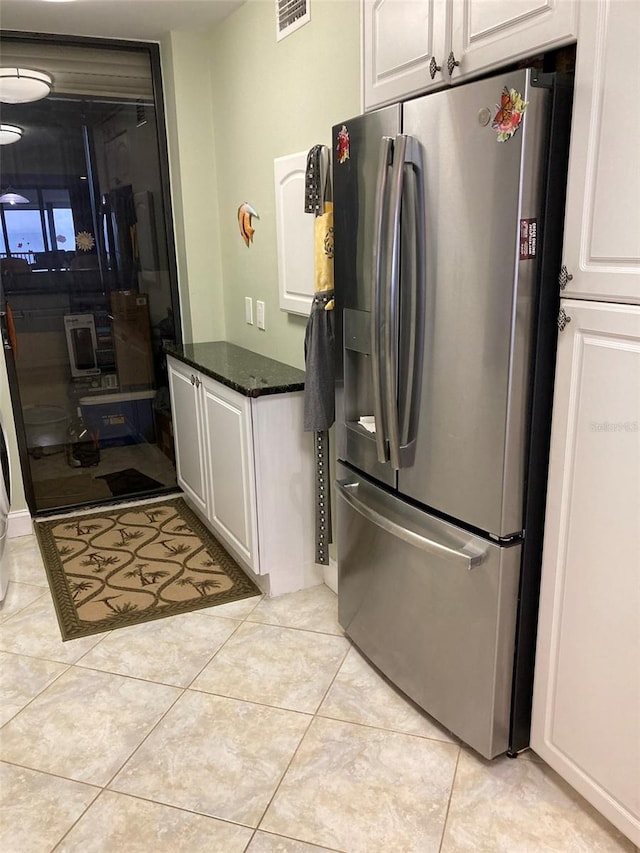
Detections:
34,498,261,640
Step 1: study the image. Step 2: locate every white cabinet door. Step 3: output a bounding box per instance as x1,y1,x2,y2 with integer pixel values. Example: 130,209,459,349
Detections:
167,358,207,516
531,300,640,845
560,0,640,304
363,0,578,110
450,0,578,84
201,376,258,572
363,0,449,110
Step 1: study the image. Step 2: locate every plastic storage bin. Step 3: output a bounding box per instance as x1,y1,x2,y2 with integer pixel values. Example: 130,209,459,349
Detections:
79,390,156,447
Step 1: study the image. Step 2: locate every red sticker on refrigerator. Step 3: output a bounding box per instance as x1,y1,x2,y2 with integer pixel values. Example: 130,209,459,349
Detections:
520,218,537,260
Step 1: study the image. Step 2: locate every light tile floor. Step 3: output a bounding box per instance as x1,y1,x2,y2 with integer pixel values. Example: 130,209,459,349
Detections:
0,532,636,853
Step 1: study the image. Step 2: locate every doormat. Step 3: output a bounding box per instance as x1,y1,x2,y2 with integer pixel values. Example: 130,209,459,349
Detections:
96,468,164,496
34,474,112,511
34,497,261,641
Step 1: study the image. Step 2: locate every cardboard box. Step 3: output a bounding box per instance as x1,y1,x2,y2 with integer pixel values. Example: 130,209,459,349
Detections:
110,291,154,390
154,409,175,464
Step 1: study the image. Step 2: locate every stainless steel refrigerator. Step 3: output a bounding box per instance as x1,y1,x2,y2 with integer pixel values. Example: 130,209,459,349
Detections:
332,67,573,759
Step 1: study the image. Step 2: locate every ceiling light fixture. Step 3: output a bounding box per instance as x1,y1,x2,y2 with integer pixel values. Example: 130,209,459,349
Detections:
0,189,30,205
0,67,53,104
0,124,23,145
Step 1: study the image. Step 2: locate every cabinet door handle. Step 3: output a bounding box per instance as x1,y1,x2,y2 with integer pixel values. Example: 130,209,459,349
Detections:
429,56,441,79
190,374,195,385
558,265,573,290
447,51,460,76
194,376,201,388
557,307,571,331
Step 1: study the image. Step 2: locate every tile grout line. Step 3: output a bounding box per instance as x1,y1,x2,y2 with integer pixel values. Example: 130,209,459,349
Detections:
248,632,354,850
48,786,258,853
0,586,50,625
49,603,327,852
0,659,72,730
3,554,464,851
437,745,462,853
46,596,265,849
93,610,255,794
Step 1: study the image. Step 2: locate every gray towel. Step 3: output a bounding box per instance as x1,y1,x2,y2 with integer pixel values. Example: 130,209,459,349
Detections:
303,291,335,432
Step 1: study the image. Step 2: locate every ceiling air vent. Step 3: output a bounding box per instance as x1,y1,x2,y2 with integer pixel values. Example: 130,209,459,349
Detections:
276,0,310,42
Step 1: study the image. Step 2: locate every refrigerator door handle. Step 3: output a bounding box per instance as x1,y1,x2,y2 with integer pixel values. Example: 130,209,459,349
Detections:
397,135,425,466
384,134,424,470
371,136,394,464
336,479,487,570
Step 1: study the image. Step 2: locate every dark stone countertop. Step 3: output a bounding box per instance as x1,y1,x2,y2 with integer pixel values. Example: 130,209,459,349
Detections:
165,341,306,398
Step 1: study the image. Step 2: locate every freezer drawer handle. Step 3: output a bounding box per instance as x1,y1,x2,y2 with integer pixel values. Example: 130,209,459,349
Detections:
336,480,486,570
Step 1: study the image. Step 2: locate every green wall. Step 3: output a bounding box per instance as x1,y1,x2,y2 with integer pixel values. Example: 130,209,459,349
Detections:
180,0,361,369
161,30,227,345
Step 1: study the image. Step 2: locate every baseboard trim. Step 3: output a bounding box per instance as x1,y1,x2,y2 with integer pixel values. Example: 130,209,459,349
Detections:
323,558,338,594
8,509,33,539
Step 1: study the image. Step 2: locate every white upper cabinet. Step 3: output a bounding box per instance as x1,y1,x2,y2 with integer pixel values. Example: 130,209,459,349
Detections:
363,0,449,109
560,0,640,304
450,0,578,82
363,0,578,110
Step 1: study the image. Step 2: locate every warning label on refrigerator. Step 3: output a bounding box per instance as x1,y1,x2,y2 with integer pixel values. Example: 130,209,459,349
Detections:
520,219,537,260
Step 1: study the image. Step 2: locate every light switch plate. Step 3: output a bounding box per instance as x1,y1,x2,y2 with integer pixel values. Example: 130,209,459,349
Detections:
245,296,253,325
256,300,265,330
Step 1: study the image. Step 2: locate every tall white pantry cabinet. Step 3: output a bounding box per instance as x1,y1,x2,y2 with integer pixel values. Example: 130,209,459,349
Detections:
530,0,640,846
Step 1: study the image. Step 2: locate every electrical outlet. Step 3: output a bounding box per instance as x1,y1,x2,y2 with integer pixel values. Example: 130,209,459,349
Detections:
256,300,266,330
245,296,253,325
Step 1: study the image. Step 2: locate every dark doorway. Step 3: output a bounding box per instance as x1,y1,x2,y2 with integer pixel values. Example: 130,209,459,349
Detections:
0,34,181,514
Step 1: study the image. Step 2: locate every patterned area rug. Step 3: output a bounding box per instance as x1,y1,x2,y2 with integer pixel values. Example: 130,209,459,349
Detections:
35,497,261,640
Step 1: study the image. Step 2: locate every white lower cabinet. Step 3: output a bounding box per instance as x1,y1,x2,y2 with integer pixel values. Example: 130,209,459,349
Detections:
168,355,320,596
531,300,640,845
167,357,208,517
201,375,257,570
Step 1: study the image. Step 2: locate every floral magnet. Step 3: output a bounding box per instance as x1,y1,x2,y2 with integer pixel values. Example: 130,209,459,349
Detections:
492,87,528,142
336,125,350,164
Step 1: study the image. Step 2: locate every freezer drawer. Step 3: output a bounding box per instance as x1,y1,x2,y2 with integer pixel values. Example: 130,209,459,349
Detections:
336,466,521,759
